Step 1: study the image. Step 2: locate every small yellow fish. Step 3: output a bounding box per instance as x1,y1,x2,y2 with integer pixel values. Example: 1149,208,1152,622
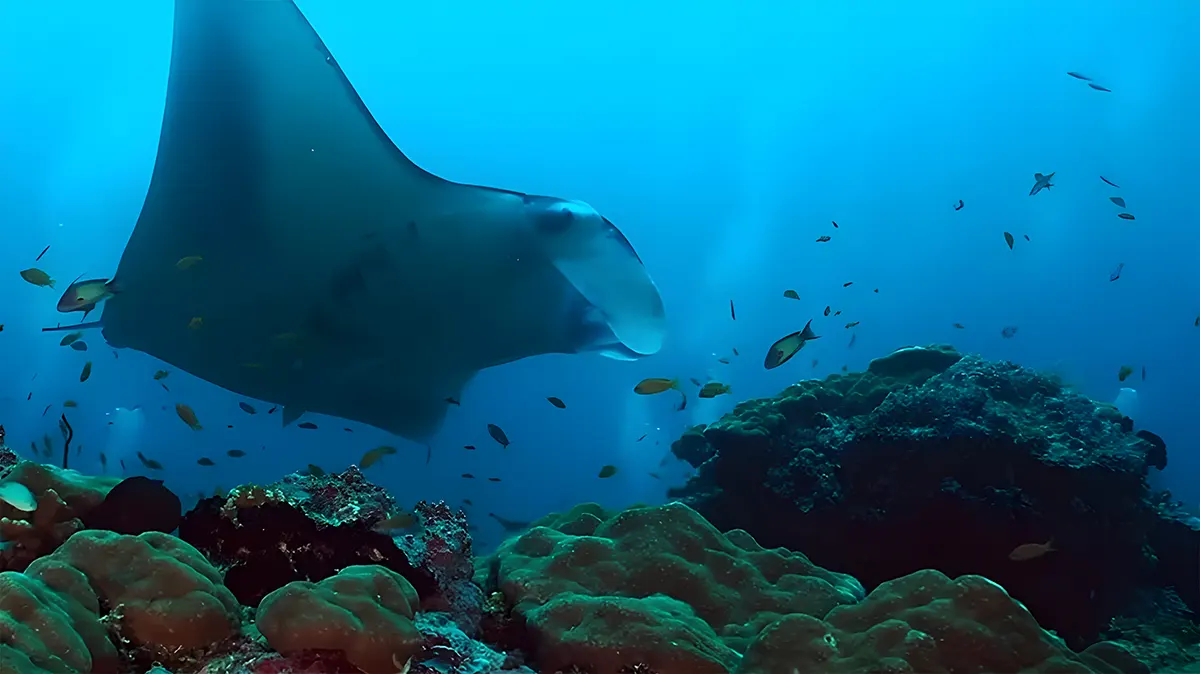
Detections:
698,382,731,399
79,361,92,383
1009,539,1055,561
189,317,204,330
1117,365,1134,382
176,403,203,430
19,268,55,288
373,511,417,532
361,445,398,469
633,378,680,395
176,256,203,270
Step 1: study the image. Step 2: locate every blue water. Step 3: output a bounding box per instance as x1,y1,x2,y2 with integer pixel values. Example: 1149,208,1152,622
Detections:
2,1,1198,548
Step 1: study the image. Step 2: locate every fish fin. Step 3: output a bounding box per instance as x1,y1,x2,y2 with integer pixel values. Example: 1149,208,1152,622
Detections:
281,406,305,427
42,321,104,333
799,319,819,341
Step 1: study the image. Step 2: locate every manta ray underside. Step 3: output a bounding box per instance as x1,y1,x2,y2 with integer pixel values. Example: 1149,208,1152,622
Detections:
96,0,665,440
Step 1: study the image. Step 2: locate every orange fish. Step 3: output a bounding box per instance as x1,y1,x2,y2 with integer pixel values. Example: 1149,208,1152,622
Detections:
1009,539,1054,561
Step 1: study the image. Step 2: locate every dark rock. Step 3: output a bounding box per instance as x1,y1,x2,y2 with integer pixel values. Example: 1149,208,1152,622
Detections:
81,476,181,535
668,345,1189,647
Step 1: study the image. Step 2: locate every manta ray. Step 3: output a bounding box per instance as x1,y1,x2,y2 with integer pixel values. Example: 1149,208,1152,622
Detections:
52,0,665,440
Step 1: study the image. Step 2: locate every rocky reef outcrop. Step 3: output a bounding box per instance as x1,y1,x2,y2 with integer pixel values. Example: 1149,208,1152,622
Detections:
667,345,1199,648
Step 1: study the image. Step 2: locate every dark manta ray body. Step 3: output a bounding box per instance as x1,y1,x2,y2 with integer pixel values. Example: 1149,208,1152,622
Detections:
91,0,665,440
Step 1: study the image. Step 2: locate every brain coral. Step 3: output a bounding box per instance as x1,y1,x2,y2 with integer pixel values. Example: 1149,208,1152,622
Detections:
24,529,241,654
736,569,1144,674
0,570,118,674
255,564,423,674
480,502,864,672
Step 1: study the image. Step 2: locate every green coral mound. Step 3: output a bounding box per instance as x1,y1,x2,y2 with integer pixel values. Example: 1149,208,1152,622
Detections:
480,501,864,672
256,565,423,673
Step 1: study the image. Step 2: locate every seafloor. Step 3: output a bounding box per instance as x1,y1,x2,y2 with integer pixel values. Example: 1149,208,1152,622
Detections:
2,345,1198,674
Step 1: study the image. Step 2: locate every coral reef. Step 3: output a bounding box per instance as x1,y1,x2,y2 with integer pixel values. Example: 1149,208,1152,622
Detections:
736,570,1145,674
476,501,863,672
0,461,119,571
178,466,477,625
667,345,1195,646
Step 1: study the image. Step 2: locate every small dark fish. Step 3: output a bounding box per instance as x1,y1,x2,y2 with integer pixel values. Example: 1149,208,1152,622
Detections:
69,341,88,352
845,321,860,329
487,512,531,532
1030,172,1055,196
446,397,461,405
1100,176,1121,188
815,235,831,243
463,445,476,450
136,451,164,470
953,200,964,211
238,402,257,414
35,245,50,261
676,391,688,412
732,347,739,356
487,423,510,448
636,434,647,442
343,427,352,432
823,306,831,317
41,404,51,416
811,358,818,367
487,477,502,482
1117,213,1135,220
226,425,233,429
1110,196,1126,207
226,449,246,458
834,310,842,316
463,499,473,506
1023,234,1030,241
111,349,118,359
26,392,31,400
197,457,216,466
267,406,277,414
689,378,702,386
1067,72,1091,81
842,282,853,288
1088,83,1112,92
374,511,417,532
598,465,618,478
1001,326,1019,338
1118,365,1134,382
161,383,170,392
1141,365,1146,381
953,323,966,329
99,452,107,471
831,221,839,228
730,300,736,320
60,331,83,347
783,289,800,300
764,319,820,370
461,473,475,479
79,361,92,383
1110,263,1124,282
546,396,566,409
1194,316,1199,327
649,472,661,480
305,464,326,477
297,422,318,430
1003,232,1015,249
717,357,730,364
848,333,857,349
